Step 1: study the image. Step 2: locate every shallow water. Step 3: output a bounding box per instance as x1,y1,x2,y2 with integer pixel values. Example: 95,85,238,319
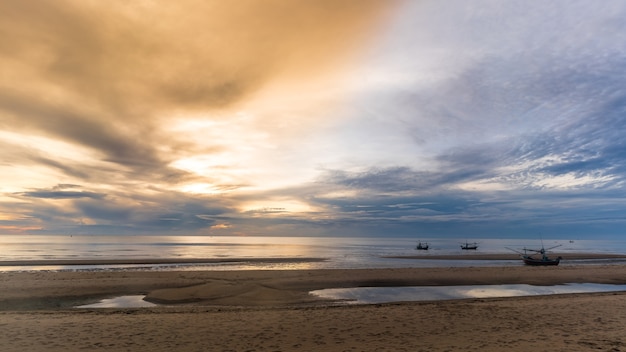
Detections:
75,295,156,308
310,283,626,304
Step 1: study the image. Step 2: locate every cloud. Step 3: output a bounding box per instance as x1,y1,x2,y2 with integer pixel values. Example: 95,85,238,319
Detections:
13,87,189,154
0,0,398,114
321,167,428,193
2,185,234,234
0,0,402,197
19,190,104,200
2,0,626,238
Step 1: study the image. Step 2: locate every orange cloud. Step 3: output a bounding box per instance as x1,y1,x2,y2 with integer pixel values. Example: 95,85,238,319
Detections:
0,0,402,118
0,225,44,233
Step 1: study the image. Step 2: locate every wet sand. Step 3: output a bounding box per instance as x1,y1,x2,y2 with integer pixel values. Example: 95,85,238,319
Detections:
1,259,626,351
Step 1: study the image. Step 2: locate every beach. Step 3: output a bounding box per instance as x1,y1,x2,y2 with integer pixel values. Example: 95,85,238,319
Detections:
1,260,626,351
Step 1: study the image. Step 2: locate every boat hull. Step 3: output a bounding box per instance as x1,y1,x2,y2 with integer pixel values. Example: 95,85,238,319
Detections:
522,256,561,266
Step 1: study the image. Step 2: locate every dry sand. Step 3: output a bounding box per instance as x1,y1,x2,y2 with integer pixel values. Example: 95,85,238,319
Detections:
1,260,626,351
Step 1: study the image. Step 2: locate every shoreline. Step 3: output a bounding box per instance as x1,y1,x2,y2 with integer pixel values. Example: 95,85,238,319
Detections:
0,257,327,267
2,252,626,267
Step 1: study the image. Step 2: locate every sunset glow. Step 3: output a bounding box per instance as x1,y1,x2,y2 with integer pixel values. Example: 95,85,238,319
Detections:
2,1,626,238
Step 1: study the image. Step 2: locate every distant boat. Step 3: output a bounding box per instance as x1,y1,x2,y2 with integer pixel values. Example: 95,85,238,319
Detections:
460,241,478,250
415,241,429,250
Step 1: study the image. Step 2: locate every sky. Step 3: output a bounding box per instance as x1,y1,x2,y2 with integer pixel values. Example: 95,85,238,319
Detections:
1,0,626,239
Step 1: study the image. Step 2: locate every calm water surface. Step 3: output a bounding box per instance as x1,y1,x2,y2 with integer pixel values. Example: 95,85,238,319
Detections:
2,235,626,272
310,283,626,304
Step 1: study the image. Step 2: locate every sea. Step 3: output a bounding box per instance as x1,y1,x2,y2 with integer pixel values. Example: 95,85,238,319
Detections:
2,235,626,272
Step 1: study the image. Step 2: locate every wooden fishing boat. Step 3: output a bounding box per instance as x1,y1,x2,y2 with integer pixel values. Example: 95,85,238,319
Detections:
507,243,563,266
460,241,478,250
415,241,429,250
522,255,562,266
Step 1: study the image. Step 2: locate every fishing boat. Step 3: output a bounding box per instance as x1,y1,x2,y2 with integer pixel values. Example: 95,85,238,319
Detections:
522,254,562,266
460,241,478,250
507,244,563,266
415,241,429,250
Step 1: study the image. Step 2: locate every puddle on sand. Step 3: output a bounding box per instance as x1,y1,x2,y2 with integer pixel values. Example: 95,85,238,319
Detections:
310,283,626,305
75,295,157,308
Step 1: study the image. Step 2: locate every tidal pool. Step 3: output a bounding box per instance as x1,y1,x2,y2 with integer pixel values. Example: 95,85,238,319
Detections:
310,283,626,304
74,283,626,308
76,295,157,308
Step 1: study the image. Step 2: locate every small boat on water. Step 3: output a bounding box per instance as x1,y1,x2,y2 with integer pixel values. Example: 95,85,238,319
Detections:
460,241,478,250
415,241,429,250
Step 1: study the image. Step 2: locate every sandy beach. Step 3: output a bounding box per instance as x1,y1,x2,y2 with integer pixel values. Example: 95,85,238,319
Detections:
1,259,626,351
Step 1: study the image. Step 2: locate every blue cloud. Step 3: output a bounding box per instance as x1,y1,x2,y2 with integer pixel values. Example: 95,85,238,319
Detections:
19,190,104,199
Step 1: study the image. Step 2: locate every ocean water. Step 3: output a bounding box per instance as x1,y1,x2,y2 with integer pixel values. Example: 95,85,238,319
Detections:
1,235,626,272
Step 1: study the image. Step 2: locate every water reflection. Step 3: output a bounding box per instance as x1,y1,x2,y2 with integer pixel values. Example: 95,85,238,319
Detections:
0,260,324,273
76,295,156,308
310,283,626,304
